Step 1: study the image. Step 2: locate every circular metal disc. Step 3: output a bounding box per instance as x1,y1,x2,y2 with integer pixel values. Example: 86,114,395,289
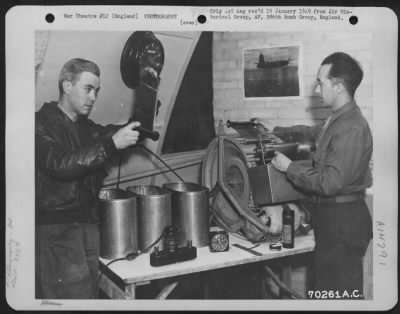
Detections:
202,137,251,212
120,31,165,89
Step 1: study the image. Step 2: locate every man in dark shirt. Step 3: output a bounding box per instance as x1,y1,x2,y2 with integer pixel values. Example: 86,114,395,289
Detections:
35,58,141,299
271,52,373,298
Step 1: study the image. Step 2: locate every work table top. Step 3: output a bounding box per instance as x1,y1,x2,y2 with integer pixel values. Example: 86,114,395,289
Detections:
100,230,315,285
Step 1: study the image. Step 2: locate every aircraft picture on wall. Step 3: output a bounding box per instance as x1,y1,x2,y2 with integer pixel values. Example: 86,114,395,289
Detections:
256,54,296,69
243,45,302,99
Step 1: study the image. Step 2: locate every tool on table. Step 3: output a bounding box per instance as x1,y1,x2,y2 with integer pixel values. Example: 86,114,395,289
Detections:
232,243,263,256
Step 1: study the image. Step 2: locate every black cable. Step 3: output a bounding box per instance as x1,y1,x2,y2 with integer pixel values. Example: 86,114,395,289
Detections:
104,257,128,269
116,151,124,189
138,144,185,182
142,227,167,253
96,255,135,296
96,227,167,294
115,143,184,189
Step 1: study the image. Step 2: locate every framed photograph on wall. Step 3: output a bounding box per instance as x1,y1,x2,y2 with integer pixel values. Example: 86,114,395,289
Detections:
243,44,303,99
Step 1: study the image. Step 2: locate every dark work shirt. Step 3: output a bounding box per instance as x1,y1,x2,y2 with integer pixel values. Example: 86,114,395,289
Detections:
274,100,373,197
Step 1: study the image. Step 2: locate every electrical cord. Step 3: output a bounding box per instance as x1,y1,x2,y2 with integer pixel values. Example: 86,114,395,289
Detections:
96,251,140,292
210,201,282,245
96,253,137,295
116,142,185,190
138,144,185,182
116,151,124,189
96,227,168,293
141,227,168,254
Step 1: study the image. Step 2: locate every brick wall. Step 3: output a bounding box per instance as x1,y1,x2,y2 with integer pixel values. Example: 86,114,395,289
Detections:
212,32,373,133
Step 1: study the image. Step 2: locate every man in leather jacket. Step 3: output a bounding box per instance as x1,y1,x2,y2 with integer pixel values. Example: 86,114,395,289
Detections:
35,58,141,299
271,52,373,298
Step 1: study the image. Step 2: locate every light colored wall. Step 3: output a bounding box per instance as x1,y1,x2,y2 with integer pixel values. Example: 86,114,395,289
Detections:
35,31,135,122
212,31,373,132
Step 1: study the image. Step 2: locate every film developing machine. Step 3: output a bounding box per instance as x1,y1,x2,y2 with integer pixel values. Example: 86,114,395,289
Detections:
202,119,313,244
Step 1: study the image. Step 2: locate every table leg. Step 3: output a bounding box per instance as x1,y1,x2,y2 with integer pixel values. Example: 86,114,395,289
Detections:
156,281,179,299
260,268,268,298
280,263,292,298
263,264,303,299
125,283,136,299
203,273,211,299
97,272,132,299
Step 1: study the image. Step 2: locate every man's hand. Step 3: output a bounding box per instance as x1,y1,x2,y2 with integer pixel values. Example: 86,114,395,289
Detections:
112,121,141,150
271,151,292,173
250,118,274,132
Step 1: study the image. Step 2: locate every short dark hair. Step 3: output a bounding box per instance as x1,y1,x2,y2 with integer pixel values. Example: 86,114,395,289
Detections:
58,58,100,95
321,52,363,97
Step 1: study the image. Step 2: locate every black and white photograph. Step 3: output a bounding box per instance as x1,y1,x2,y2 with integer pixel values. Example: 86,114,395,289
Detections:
5,5,398,311
243,45,302,98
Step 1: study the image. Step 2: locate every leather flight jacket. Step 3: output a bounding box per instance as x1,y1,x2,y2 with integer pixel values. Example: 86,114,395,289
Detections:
35,102,120,224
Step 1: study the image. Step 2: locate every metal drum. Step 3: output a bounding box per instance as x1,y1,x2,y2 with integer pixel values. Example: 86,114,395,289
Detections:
163,182,209,248
127,185,171,252
98,188,138,259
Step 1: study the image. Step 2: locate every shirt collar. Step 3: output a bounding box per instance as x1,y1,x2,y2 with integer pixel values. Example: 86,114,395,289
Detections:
56,103,80,123
330,99,357,122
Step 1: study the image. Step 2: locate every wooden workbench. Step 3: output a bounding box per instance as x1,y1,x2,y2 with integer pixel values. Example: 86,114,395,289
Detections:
98,231,315,299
